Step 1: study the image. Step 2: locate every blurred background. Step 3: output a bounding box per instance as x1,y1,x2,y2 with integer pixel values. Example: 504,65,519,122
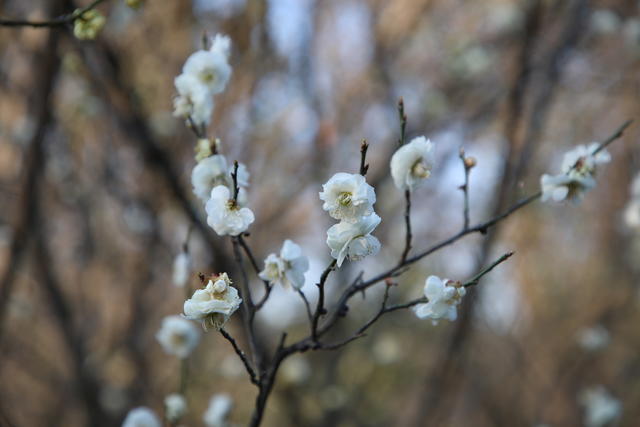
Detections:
1,0,640,426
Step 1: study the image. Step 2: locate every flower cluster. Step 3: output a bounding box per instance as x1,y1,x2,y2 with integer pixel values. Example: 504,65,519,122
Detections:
390,136,435,191
259,240,310,290
173,34,232,128
183,273,242,330
541,143,611,203
413,275,466,324
205,185,255,236
320,173,380,266
155,315,201,358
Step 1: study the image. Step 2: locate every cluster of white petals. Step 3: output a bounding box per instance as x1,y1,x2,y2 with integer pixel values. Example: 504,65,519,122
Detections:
259,240,309,290
205,186,254,236
155,315,201,358
390,136,435,191
172,252,191,287
122,407,161,427
173,35,232,127
413,276,466,324
203,394,233,427
319,173,376,222
579,386,622,427
326,213,381,267
320,173,381,266
192,154,249,204
183,273,242,330
164,394,187,423
624,173,640,228
541,143,611,203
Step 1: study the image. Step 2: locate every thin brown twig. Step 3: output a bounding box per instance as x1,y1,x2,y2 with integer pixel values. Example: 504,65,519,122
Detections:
359,140,369,176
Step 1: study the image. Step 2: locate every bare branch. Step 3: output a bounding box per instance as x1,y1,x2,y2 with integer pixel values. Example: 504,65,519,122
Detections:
400,189,412,263
220,329,259,386
463,252,514,288
311,260,337,342
359,140,369,176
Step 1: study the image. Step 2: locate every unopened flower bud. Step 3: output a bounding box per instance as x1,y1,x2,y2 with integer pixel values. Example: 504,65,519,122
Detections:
464,157,477,169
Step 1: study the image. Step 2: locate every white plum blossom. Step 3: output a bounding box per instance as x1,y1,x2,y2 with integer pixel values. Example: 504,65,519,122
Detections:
203,394,233,427
413,275,466,324
390,136,435,191
259,240,309,290
577,325,610,352
182,42,232,95
326,213,381,267
183,273,242,330
319,173,376,222
579,386,622,427
173,73,214,127
191,155,250,203
164,394,187,423
205,186,254,236
122,407,161,427
172,252,191,287
541,143,611,203
155,315,201,358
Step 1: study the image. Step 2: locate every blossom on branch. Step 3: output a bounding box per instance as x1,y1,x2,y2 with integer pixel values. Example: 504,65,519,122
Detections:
122,407,161,427
183,273,242,331
259,240,309,290
192,155,249,204
390,136,435,191
541,143,611,203
183,39,232,95
155,315,201,358
413,275,466,324
173,73,214,127
205,185,254,236
319,173,376,222
326,213,381,267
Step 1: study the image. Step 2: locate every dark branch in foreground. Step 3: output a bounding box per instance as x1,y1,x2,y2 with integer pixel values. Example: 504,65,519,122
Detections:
0,0,107,28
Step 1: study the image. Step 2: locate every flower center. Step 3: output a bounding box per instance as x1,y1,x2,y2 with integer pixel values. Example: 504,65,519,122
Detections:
411,159,430,178
337,192,352,206
201,70,218,84
226,199,238,210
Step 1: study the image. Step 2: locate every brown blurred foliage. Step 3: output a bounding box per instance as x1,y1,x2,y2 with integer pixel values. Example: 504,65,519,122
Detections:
1,0,640,426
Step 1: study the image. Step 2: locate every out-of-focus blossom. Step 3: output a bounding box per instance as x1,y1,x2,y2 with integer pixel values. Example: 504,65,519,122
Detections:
319,173,376,222
203,394,233,427
390,136,435,191
259,240,309,290
326,213,381,267
164,394,187,423
155,315,201,358
577,325,610,352
579,386,622,427
73,9,106,40
172,252,191,287
541,143,610,203
414,276,466,324
205,185,254,236
183,273,242,330
122,407,161,427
